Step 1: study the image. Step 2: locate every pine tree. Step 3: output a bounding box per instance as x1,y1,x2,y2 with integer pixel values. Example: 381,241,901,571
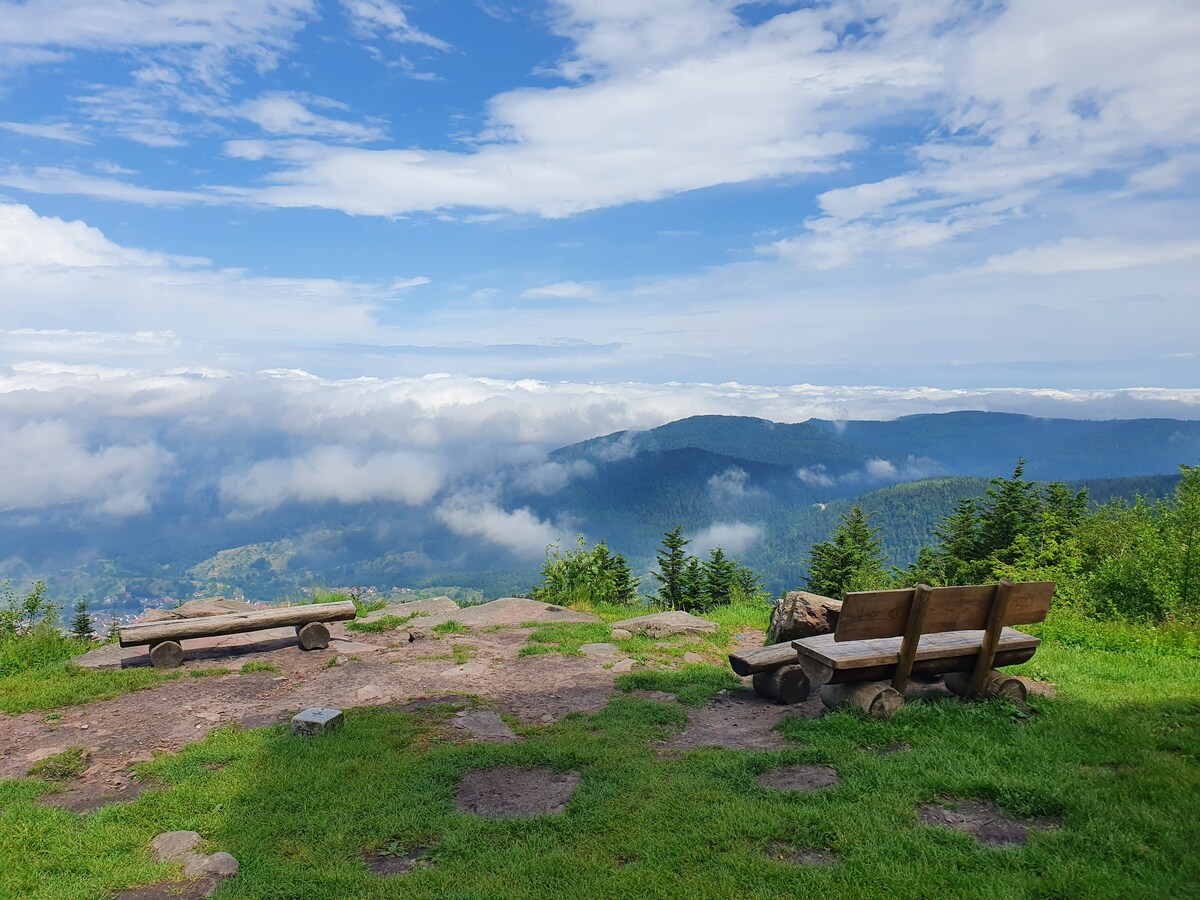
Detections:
702,547,737,607
978,459,1041,564
70,599,95,641
609,553,640,605
681,556,705,611
652,526,690,609
806,505,886,598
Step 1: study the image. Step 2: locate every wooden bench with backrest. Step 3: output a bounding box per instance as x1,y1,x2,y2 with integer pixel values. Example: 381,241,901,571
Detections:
118,600,358,668
729,579,1054,714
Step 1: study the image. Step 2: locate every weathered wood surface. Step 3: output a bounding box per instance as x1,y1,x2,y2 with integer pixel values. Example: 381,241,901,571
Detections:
752,664,810,705
820,682,903,718
296,622,331,651
945,669,1028,703
728,643,799,677
969,579,1014,696
891,583,932,693
834,582,1054,642
793,629,1038,685
148,641,184,669
119,601,357,647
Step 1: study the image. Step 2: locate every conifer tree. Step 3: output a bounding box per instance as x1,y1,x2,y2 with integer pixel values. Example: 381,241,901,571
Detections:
806,505,887,598
652,525,690,609
702,547,737,607
70,599,95,640
609,553,640,605
682,556,706,611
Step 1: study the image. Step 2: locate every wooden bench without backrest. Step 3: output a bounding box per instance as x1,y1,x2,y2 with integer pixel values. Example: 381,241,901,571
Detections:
118,600,358,668
792,579,1054,714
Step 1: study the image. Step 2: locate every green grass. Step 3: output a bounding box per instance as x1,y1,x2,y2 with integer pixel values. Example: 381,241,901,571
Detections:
189,667,232,678
0,629,178,715
2,634,1197,899
27,748,88,781
431,620,468,636
239,662,280,675
615,664,743,706
347,614,418,634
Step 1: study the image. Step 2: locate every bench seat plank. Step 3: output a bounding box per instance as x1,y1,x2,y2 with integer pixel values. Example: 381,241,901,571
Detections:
794,627,1039,670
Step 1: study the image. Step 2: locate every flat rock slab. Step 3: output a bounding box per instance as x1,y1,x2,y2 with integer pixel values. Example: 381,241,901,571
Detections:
114,880,218,900
291,708,344,736
758,764,840,791
455,766,581,819
662,690,792,752
414,597,600,632
359,596,461,622
917,799,1060,847
612,611,717,638
451,709,522,743
579,642,621,661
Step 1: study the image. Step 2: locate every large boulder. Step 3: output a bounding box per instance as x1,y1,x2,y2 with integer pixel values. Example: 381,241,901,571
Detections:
766,591,841,644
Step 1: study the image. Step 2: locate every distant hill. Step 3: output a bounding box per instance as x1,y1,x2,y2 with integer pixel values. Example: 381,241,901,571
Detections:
2,411,1194,612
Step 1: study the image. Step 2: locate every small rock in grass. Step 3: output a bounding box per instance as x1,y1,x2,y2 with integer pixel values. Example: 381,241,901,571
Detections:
610,658,637,673
682,651,705,664
610,628,633,640
183,852,240,879
291,708,344,736
151,831,202,862
612,611,717,638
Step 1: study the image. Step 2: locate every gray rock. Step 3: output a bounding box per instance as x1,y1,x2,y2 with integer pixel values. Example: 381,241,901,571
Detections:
451,709,522,743
291,707,344,736
610,658,637,673
356,686,383,703
682,651,705,664
610,628,634,640
612,611,718,638
183,852,240,879
151,831,202,862
579,642,620,661
766,591,841,644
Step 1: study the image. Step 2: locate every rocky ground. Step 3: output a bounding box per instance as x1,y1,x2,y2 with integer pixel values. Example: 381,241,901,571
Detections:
1,597,784,807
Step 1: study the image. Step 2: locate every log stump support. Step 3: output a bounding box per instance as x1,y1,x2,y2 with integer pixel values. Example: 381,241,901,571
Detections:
945,669,1027,703
296,622,331,651
148,640,184,669
820,682,903,719
752,664,810,705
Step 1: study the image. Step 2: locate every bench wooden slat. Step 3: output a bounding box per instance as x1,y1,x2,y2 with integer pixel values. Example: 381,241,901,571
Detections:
794,627,1039,670
118,601,357,648
834,582,1054,642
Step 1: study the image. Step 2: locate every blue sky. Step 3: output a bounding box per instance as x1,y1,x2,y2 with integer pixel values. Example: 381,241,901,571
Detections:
1,0,1199,540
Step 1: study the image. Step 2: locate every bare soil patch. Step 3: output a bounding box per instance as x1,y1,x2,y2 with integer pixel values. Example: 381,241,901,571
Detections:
662,690,805,753
917,798,1060,847
765,842,839,866
455,766,581,819
113,880,218,899
757,764,840,792
40,774,157,814
362,844,434,877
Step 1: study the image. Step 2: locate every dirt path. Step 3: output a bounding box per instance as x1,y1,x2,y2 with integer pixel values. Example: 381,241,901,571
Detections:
2,614,781,792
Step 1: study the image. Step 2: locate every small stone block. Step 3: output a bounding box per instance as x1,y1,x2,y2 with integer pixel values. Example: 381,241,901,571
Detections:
291,707,344,736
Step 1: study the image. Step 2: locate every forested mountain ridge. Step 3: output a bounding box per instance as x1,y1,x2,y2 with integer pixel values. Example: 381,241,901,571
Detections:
2,412,1195,615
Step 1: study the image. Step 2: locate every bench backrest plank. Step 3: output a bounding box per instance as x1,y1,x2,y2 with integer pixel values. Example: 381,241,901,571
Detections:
834,581,1054,643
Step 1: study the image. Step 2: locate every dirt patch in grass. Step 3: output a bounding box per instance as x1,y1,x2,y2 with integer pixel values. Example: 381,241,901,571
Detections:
27,747,89,780
113,879,218,899
661,690,793,753
757,764,840,792
917,798,1060,847
40,775,156,814
362,843,434,877
455,766,581,819
765,842,839,866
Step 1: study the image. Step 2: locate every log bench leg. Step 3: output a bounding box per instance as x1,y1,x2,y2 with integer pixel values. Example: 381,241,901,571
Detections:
752,664,810,705
820,682,903,719
149,640,184,668
296,622,331,651
944,669,1027,703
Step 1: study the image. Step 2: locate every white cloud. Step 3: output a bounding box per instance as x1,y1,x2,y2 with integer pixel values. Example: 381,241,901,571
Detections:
974,238,1200,276
692,521,764,556
707,467,760,503
521,281,598,300
234,92,385,142
0,121,89,144
0,418,171,516
511,460,596,495
796,465,835,489
434,492,563,559
342,0,450,51
219,446,443,514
